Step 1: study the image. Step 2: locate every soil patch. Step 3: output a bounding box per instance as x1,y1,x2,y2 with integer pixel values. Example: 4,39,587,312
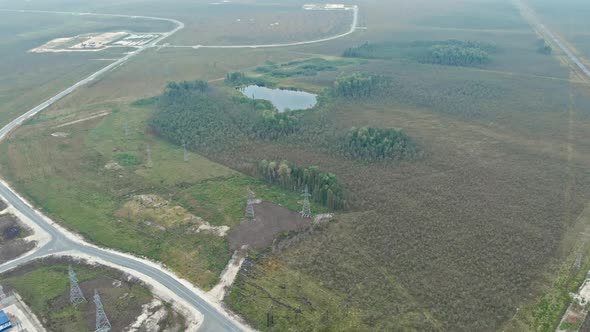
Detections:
228,202,311,250
0,213,34,261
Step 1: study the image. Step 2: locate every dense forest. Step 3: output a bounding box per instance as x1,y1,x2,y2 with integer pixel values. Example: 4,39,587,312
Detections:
417,40,492,66
341,127,419,161
344,40,496,67
332,73,391,98
151,80,300,150
255,160,348,210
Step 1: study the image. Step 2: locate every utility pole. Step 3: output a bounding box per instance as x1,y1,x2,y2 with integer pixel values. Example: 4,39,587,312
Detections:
69,265,87,306
575,252,582,270
123,117,130,140
182,141,188,162
300,185,312,218
245,189,256,220
94,290,111,332
146,144,153,168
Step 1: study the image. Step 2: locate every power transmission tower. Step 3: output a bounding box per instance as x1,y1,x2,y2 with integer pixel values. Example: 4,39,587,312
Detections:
69,265,87,306
0,285,6,301
146,144,153,168
123,118,130,140
575,252,583,270
94,290,111,332
300,185,312,218
245,189,255,220
182,141,189,162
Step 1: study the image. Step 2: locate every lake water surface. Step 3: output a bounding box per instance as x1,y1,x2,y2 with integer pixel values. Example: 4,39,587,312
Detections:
240,85,317,112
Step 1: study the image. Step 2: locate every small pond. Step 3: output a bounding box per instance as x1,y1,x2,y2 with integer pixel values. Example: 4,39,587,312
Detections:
240,85,317,112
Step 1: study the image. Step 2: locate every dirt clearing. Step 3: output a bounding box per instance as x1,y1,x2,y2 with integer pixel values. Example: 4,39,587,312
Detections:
0,213,34,262
228,202,311,250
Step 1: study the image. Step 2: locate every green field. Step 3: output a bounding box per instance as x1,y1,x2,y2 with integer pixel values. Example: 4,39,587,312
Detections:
1,0,590,331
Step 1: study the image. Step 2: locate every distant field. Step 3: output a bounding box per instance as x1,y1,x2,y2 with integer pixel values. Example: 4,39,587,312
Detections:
528,0,590,61
0,11,172,127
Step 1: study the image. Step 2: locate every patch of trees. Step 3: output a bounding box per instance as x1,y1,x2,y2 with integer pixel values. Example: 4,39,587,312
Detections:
343,41,377,58
344,40,496,67
256,160,348,210
342,41,400,60
151,80,300,150
332,73,391,98
340,127,419,161
417,40,493,67
536,38,552,55
253,111,299,140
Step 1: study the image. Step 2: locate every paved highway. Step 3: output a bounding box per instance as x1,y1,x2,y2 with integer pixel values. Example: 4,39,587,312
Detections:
513,0,590,80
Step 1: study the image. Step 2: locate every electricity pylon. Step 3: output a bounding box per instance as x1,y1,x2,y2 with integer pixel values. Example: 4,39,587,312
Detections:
0,285,6,301
69,265,87,306
146,144,153,168
94,290,111,332
245,189,255,220
301,185,312,218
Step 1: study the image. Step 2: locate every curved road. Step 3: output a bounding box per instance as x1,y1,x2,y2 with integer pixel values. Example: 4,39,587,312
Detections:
0,5,360,331
168,5,358,49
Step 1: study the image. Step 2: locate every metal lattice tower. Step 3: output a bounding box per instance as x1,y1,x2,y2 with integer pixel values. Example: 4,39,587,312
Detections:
94,290,111,332
245,189,255,220
301,185,312,218
69,265,87,306
575,252,583,270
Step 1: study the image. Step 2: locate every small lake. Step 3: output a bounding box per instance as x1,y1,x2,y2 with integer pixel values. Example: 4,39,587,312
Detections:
240,85,317,112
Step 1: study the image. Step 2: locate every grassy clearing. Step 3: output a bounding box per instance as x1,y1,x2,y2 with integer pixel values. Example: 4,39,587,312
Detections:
0,99,322,289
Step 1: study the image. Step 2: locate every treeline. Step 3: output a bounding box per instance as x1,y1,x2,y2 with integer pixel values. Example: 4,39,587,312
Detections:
341,127,419,161
343,41,378,58
224,72,273,87
418,40,493,67
414,40,496,67
151,80,300,150
256,160,348,210
332,73,391,98
343,40,495,67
